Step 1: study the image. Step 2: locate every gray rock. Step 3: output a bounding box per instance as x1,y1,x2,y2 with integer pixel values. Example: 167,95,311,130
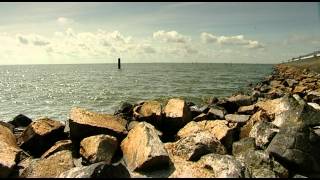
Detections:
207,107,225,119
225,114,250,125
193,113,208,122
249,120,278,149
232,137,256,157
237,105,257,115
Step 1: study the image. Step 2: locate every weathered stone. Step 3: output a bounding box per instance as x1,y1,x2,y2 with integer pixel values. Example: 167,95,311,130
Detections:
69,107,127,143
121,122,169,171
305,90,320,103
284,79,298,87
18,117,66,157
293,174,308,178
167,131,226,161
232,137,256,157
206,97,219,105
13,157,34,178
225,114,250,125
163,98,192,132
8,114,32,128
0,141,21,178
23,150,74,178
114,102,133,119
168,159,215,178
80,134,118,164
196,153,249,178
41,140,73,159
193,113,208,122
127,120,139,131
133,100,162,127
58,161,130,178
308,102,320,110
207,107,225,119
189,105,208,117
0,121,14,133
0,124,17,147
237,104,257,115
249,120,278,149
292,85,307,95
177,120,236,151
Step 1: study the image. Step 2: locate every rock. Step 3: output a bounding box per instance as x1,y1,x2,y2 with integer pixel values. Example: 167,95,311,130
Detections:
305,90,320,103
227,94,253,107
8,114,32,128
18,117,66,157
196,153,249,178
166,131,226,161
192,113,208,122
292,85,307,95
127,120,139,131
163,98,192,132
249,120,278,149
0,141,21,178
80,134,118,164
225,114,250,125
189,105,204,117
120,122,169,171
293,174,308,178
0,121,14,132
284,79,298,87
58,161,130,178
41,140,73,159
232,137,256,157
133,100,162,127
13,157,34,178
266,95,320,175
168,159,215,178
69,107,127,143
114,102,133,119
177,120,236,151
237,104,257,115
206,97,218,105
206,107,225,119
240,110,270,139
308,102,320,110
22,150,74,178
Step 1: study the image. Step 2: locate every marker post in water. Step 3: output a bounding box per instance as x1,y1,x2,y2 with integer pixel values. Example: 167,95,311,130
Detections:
118,58,121,69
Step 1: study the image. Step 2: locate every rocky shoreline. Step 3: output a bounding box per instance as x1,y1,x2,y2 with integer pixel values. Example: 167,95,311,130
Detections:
1,63,320,178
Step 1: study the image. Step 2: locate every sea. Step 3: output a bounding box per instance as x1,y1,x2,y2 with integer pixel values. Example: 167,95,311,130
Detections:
0,63,273,122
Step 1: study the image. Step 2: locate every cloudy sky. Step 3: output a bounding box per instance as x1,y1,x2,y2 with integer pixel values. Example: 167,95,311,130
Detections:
0,2,319,64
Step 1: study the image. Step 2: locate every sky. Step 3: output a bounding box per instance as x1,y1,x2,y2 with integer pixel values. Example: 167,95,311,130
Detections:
0,2,319,65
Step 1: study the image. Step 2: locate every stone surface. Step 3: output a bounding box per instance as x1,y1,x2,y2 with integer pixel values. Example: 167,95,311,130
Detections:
192,113,208,122
177,120,236,151
225,114,250,125
163,98,192,132
0,141,21,178
166,131,226,161
237,105,257,115
8,114,32,128
206,107,225,119
133,100,162,127
80,134,118,164
308,102,320,110
249,120,278,149
41,140,73,159
232,137,256,157
121,122,170,171
18,117,66,157
58,161,130,178
114,102,133,120
22,150,74,178
69,107,127,142
0,121,14,133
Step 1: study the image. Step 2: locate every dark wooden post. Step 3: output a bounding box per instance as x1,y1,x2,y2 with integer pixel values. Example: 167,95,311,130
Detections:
118,58,121,69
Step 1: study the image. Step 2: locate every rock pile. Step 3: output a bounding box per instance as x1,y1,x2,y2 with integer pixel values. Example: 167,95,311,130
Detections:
0,64,319,178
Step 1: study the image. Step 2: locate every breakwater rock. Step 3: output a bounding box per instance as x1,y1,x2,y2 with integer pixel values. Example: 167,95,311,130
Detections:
0,64,320,178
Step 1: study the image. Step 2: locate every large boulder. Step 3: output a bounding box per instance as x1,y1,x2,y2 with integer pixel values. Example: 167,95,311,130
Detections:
41,140,73,159
232,137,256,157
8,114,32,128
163,98,192,132
266,95,320,176
133,100,162,127
22,150,74,178
114,102,133,120
240,110,270,139
177,120,236,151
80,134,118,164
249,120,278,149
206,107,226,119
58,161,130,178
69,107,127,143
120,122,170,171
17,117,66,157
166,131,226,161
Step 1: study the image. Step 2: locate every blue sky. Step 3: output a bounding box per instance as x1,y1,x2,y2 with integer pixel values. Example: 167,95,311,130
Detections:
0,2,319,64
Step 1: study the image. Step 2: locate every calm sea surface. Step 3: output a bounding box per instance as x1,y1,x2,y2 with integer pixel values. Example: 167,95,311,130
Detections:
0,63,273,122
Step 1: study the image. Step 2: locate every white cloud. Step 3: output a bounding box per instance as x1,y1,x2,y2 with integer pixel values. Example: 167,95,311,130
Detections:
57,17,74,25
201,32,264,49
16,34,50,46
153,30,191,43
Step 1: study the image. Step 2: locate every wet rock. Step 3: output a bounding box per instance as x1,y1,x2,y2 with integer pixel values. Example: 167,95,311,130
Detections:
133,100,162,127
196,153,249,178
193,113,208,122
58,161,130,178
163,98,192,132
69,107,127,143
225,114,250,125
41,140,73,159
18,117,66,157
121,122,169,171
80,134,118,164
114,102,133,119
177,120,236,151
249,120,278,149
237,104,257,115
8,114,32,128
207,107,225,119
22,150,74,178
167,131,226,161
232,137,256,157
